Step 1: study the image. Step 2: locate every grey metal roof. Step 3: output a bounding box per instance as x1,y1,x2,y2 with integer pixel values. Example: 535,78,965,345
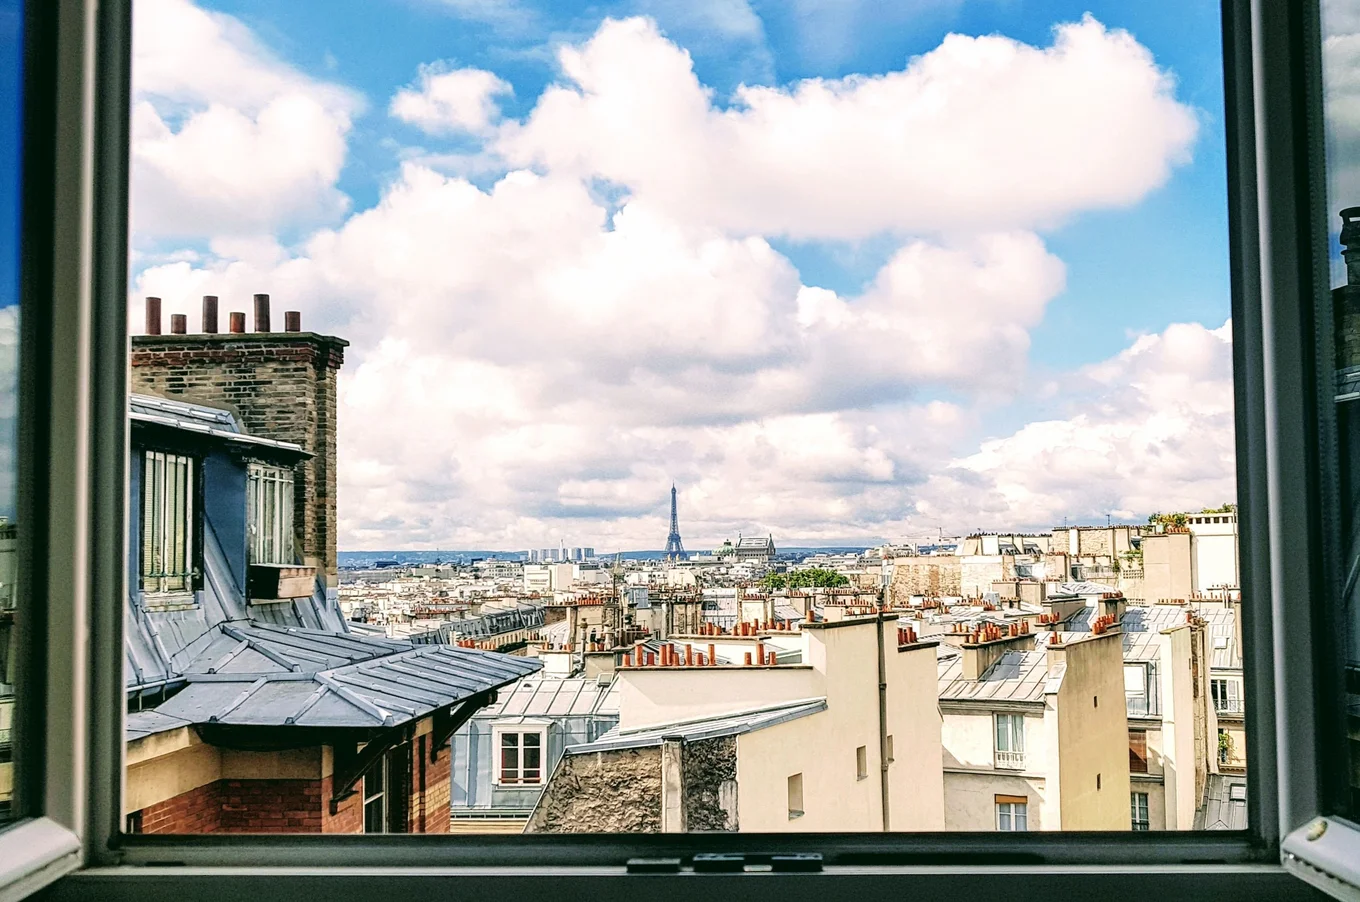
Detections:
126,709,191,741
937,648,1051,703
1053,581,1119,597
478,676,619,722
1194,773,1248,830
130,393,309,456
155,642,542,729
566,698,827,754
1338,364,1360,402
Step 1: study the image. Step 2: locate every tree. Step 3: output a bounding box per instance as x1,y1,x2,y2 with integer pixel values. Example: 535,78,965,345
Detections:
1148,512,1188,529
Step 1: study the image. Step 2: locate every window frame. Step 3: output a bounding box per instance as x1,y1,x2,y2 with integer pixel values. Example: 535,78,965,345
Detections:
1132,793,1151,832
4,0,1357,899
246,462,294,566
493,727,546,787
139,450,195,595
993,712,1025,770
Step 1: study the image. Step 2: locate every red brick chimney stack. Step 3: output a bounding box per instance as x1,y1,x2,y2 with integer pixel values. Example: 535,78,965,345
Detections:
254,293,271,332
202,295,218,333
229,312,245,333
145,296,162,335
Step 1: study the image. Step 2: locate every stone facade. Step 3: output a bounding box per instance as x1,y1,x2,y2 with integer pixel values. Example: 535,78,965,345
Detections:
888,556,962,604
525,747,663,833
682,736,738,832
130,332,348,586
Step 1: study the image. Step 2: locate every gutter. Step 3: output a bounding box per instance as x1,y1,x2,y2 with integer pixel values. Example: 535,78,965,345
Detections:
876,612,890,832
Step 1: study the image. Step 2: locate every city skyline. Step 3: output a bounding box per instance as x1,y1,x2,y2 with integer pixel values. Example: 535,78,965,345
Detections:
126,0,1235,551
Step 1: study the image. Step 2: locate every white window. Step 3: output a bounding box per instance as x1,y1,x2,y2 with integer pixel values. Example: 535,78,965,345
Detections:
1211,678,1241,714
787,773,804,819
1131,792,1151,831
363,745,410,833
996,797,1028,831
247,463,295,565
994,713,1025,768
497,730,544,785
856,745,867,780
1125,662,1159,716
141,450,194,594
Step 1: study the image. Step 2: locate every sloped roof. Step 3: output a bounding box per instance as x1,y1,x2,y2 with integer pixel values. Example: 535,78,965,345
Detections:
1194,773,1248,830
937,647,1051,704
478,676,619,722
154,642,541,729
567,698,827,754
131,393,309,457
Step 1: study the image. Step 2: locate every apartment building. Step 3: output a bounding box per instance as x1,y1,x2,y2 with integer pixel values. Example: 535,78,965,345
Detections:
938,623,1131,831
449,676,619,833
525,615,945,832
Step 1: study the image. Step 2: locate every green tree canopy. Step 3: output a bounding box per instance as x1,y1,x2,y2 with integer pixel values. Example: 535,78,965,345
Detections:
762,567,849,589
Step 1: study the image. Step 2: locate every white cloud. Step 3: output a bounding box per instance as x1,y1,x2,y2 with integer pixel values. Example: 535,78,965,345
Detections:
129,14,1226,549
131,0,362,238
390,64,513,135
915,320,1236,531
0,306,18,518
496,15,1198,240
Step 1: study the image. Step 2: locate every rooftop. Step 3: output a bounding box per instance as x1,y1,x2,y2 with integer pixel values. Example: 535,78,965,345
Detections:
566,698,827,754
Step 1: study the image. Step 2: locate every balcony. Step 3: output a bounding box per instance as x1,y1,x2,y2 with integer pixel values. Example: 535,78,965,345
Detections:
995,749,1025,770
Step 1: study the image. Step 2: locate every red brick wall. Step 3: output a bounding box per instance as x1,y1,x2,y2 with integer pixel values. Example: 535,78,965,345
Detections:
321,774,363,834
137,780,221,834
129,749,444,835
217,779,325,833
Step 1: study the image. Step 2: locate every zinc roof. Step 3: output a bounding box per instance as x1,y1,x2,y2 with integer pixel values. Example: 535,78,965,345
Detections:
154,642,541,729
130,393,309,456
937,647,1051,704
477,676,619,722
567,698,827,754
1194,773,1249,830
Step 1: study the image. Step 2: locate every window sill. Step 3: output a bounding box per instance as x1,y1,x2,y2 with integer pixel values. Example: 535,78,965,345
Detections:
139,593,197,613
0,817,81,902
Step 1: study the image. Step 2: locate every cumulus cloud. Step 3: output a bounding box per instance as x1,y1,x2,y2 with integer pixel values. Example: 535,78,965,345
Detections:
916,320,1236,531
131,0,362,238
495,15,1198,240
391,64,513,135
129,11,1227,549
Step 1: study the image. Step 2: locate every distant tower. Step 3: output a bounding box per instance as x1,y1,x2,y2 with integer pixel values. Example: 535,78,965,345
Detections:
665,484,688,561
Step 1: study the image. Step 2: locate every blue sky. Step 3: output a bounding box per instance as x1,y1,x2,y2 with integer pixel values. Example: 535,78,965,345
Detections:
129,0,1238,550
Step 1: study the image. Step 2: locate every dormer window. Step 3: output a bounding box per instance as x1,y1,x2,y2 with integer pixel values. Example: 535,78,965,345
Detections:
247,463,295,565
140,451,195,595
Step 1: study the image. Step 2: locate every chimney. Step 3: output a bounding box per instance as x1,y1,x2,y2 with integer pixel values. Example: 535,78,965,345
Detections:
145,297,162,335
129,295,350,589
254,293,271,332
285,310,302,332
961,629,1032,681
1342,207,1360,287
169,314,186,335
202,295,218,333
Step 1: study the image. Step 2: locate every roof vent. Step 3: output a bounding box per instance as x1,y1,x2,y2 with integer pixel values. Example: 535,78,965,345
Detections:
596,673,612,688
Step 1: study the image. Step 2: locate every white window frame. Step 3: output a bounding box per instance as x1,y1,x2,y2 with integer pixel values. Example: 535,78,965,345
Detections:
996,801,1028,832
246,463,294,565
5,1,1360,901
139,450,194,595
1132,792,1151,832
994,713,1025,769
1211,678,1242,715
492,725,547,787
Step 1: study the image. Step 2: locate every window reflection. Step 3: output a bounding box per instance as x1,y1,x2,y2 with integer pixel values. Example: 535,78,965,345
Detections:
1319,0,1360,820
0,0,21,828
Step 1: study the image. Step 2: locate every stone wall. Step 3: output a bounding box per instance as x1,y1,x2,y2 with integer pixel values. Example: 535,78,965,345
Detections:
888,556,961,604
131,332,348,585
682,737,738,832
524,748,663,833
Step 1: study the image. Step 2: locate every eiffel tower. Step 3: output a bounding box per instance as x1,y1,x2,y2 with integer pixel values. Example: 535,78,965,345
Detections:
665,483,688,561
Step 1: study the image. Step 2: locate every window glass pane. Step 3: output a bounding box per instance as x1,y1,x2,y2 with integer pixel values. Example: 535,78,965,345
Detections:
1318,0,1360,820
123,0,1243,837
0,0,18,829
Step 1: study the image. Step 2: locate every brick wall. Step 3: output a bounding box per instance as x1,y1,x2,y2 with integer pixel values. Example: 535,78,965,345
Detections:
137,780,221,834
130,332,348,585
217,779,325,833
321,774,364,834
